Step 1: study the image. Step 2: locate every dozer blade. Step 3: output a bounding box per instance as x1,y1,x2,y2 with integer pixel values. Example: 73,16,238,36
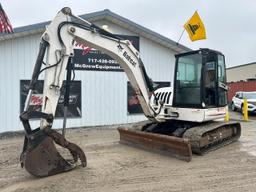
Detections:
118,127,192,162
20,128,86,177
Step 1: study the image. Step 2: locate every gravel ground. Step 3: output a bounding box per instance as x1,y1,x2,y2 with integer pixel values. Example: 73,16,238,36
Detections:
0,119,256,192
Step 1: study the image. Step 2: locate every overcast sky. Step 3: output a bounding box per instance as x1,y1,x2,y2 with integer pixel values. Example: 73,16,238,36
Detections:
1,0,256,67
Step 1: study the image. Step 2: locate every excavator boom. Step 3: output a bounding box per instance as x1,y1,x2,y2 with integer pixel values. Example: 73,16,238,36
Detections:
20,7,159,177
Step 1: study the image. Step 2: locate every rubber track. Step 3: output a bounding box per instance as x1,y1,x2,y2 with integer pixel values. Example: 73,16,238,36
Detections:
182,121,241,155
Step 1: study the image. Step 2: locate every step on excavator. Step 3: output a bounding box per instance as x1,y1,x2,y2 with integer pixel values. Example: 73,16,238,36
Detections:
20,7,241,177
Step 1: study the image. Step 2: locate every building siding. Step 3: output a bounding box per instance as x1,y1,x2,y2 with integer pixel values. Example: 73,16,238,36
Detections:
227,63,256,82
0,20,179,133
0,35,41,132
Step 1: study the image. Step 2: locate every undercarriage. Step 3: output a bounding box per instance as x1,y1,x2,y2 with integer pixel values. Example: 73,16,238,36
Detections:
118,120,241,161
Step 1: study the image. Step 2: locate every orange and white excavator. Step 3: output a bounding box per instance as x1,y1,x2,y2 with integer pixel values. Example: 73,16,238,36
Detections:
20,7,241,177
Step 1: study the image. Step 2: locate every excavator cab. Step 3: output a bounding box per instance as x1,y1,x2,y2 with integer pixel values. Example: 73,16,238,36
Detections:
173,49,228,109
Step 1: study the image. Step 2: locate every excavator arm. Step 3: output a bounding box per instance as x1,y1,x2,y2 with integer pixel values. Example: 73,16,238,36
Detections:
20,7,161,177
27,7,159,129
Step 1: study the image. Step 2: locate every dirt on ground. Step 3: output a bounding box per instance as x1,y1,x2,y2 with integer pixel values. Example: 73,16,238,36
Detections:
0,120,256,192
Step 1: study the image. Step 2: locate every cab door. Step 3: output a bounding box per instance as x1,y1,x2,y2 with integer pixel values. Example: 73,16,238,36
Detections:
216,54,228,107
203,54,217,107
203,52,228,107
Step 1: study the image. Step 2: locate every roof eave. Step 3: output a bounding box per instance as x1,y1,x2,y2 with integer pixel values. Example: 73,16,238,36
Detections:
227,62,256,70
0,9,191,53
101,10,190,53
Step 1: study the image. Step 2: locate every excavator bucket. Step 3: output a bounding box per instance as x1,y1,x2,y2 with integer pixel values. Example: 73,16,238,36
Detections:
118,127,192,162
20,128,87,177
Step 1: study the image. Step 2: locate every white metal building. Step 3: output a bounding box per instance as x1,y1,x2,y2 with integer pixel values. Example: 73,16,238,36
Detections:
226,62,256,82
0,9,190,132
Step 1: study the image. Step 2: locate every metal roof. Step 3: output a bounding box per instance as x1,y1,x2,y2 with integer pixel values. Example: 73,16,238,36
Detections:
227,62,256,70
0,9,191,53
